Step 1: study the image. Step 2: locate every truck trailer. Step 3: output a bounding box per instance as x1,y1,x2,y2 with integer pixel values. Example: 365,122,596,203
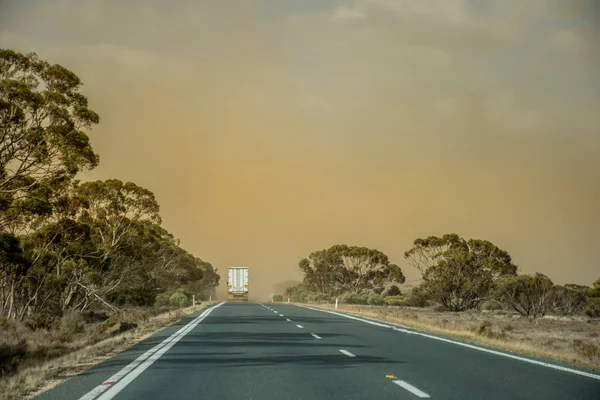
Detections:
227,267,249,301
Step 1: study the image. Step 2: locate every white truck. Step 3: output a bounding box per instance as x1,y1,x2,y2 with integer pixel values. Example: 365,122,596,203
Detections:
227,267,249,301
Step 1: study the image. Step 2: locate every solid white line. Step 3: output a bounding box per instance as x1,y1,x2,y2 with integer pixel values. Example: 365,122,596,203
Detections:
294,304,600,381
296,324,304,328
339,349,356,357
393,380,430,398
296,304,391,328
79,302,225,400
286,318,291,322
311,333,322,339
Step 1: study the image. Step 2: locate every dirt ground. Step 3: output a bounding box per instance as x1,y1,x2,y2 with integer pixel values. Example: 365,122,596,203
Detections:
307,303,600,371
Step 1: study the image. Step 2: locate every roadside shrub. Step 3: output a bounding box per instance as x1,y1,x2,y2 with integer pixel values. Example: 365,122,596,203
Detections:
26,312,58,330
154,293,170,307
118,321,138,333
585,297,600,318
482,300,503,311
471,320,507,340
358,294,369,305
60,312,85,335
573,339,600,361
0,339,28,377
402,287,430,308
340,292,360,304
384,296,404,306
169,292,188,308
307,292,330,303
384,285,402,297
367,293,385,306
272,294,283,302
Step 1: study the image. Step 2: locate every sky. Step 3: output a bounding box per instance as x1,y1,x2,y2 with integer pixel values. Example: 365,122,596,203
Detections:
1,0,599,299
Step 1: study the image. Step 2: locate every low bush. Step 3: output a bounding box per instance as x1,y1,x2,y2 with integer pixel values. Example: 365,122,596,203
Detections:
367,293,385,306
573,339,600,361
384,295,405,306
585,297,600,318
307,292,330,303
60,312,85,335
169,292,188,308
154,293,170,307
482,300,503,311
272,294,283,302
384,285,402,297
0,339,28,377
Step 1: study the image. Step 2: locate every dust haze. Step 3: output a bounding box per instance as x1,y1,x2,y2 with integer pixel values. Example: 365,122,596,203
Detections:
1,0,598,300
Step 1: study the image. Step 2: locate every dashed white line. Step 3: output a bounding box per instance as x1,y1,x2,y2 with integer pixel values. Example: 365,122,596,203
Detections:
296,324,304,328
279,314,284,317
296,304,600,381
311,333,322,339
338,349,356,357
286,318,291,322
393,380,430,398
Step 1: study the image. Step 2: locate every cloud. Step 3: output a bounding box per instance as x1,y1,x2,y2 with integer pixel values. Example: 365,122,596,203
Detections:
553,29,587,53
1,0,599,296
332,5,366,21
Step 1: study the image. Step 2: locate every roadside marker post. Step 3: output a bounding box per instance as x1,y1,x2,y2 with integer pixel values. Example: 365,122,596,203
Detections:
335,298,338,309
192,295,195,307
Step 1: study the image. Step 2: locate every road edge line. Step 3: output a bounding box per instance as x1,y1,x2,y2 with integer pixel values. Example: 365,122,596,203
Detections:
79,302,225,400
294,304,600,381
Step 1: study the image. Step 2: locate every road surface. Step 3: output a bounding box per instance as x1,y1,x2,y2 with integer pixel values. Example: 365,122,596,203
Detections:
36,302,600,399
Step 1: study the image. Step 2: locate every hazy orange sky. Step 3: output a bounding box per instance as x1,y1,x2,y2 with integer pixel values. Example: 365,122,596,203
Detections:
1,0,598,299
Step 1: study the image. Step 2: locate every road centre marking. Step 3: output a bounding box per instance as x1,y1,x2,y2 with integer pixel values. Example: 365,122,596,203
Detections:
311,333,322,339
296,324,304,328
286,318,291,322
339,349,356,357
392,379,431,399
393,380,430,398
295,304,600,381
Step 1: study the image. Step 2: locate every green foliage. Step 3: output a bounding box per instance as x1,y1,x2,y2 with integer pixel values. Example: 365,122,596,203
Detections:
585,298,600,318
384,285,401,297
0,49,219,323
154,294,170,307
0,338,28,376
272,294,283,302
550,285,587,316
494,273,554,318
60,312,85,335
340,292,369,305
403,286,430,307
0,49,100,226
169,292,188,308
307,292,330,303
405,234,517,311
285,283,311,303
367,293,385,305
384,296,404,306
299,245,404,296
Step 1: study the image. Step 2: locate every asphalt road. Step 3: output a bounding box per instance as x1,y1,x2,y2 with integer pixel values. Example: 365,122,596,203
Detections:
36,302,600,400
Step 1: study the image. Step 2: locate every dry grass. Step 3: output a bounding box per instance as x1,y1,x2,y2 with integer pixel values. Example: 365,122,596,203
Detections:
306,303,600,371
0,304,211,400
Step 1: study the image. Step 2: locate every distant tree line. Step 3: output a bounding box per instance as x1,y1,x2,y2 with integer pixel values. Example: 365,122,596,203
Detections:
0,49,219,325
279,235,599,319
